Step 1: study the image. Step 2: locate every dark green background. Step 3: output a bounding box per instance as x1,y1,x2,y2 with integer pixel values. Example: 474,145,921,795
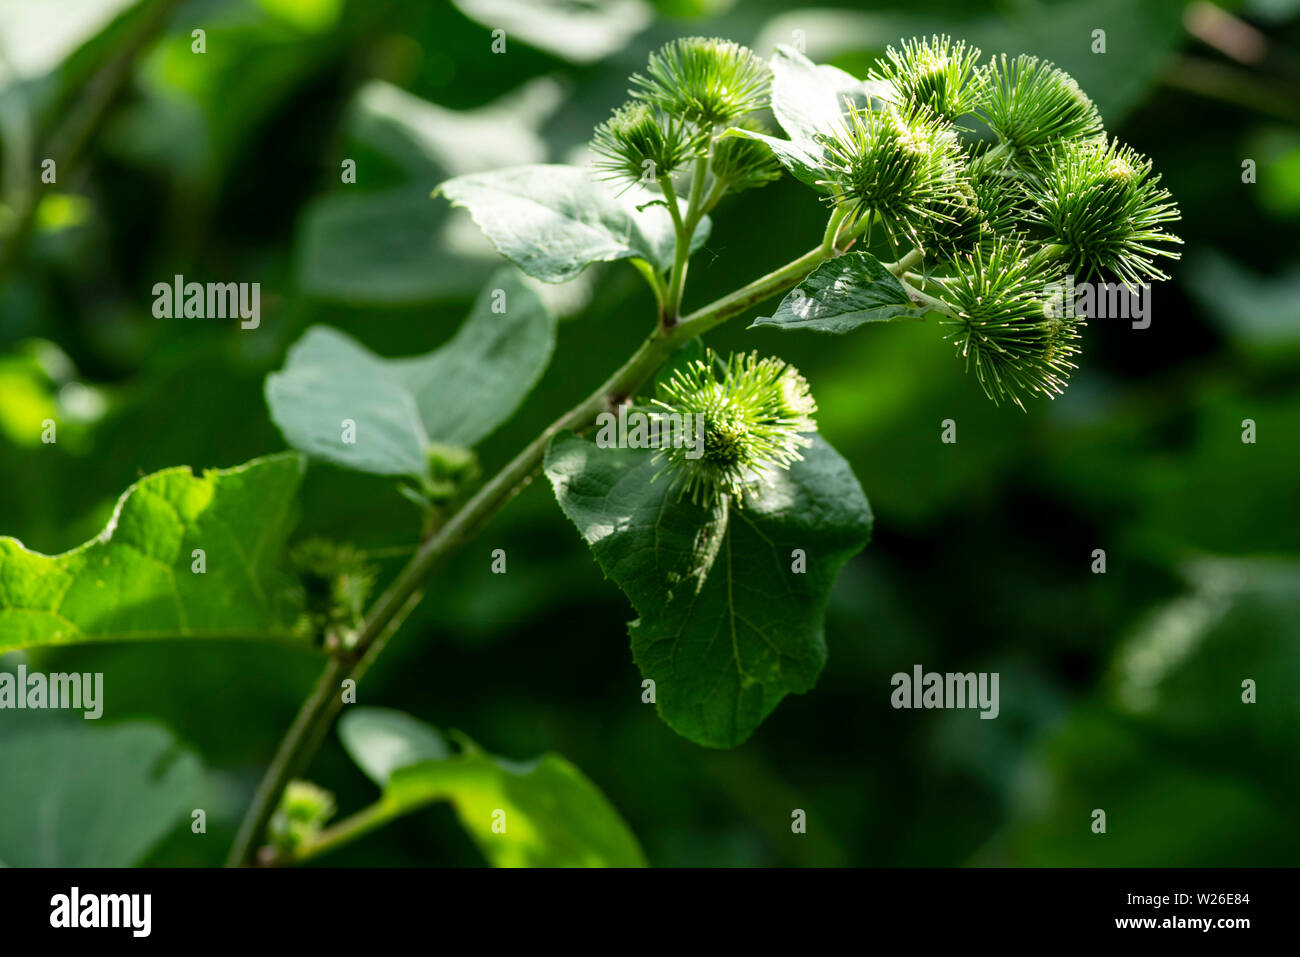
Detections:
2,0,1298,866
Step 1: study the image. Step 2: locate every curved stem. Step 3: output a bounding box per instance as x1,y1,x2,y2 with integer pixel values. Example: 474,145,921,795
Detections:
287,798,398,864
226,658,348,867
700,174,728,217
659,175,689,324
821,205,851,257
228,234,924,866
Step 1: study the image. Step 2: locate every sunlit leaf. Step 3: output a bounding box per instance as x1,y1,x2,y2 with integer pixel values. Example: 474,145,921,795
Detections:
266,268,556,477
0,454,305,651
337,708,645,867
436,164,711,283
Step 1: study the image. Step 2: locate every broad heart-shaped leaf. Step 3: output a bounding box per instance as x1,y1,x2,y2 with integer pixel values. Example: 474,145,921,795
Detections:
544,432,872,748
0,720,201,866
265,268,555,478
752,251,927,334
728,47,890,193
435,164,711,283
0,454,305,652
338,708,645,867
768,45,889,143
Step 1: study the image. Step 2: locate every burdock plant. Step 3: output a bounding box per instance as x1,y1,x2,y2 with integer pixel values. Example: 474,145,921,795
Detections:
0,35,1185,869
283,32,1184,857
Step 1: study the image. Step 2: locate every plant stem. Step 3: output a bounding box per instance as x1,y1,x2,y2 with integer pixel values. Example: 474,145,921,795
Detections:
684,153,710,226
288,795,414,864
700,174,728,216
228,234,921,866
821,205,851,257
660,176,689,323
899,279,953,317
894,247,924,273
225,658,348,867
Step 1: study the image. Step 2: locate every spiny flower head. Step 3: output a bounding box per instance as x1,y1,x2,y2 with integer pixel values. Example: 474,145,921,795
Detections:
590,100,701,190
941,239,1082,410
652,350,817,507
815,104,965,250
288,538,377,649
711,122,783,193
631,37,770,127
916,170,1029,261
978,54,1103,157
1029,137,1183,287
870,34,984,121
268,780,336,855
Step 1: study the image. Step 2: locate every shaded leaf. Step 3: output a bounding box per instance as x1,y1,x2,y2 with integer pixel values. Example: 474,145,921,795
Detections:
265,268,555,477
752,251,926,333
339,706,450,785
450,0,652,64
768,44,889,142
721,47,887,192
0,454,305,652
544,432,872,747
0,721,201,866
295,79,566,303
436,163,710,282
721,125,825,189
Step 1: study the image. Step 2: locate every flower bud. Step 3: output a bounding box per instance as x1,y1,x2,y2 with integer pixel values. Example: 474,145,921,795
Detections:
942,239,1082,409
815,104,965,249
1030,138,1183,287
652,351,818,507
631,37,771,128
979,54,1103,157
591,101,701,190
871,34,984,122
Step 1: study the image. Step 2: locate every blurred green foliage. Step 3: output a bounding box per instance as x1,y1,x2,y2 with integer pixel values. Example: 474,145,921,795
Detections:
1,0,1298,866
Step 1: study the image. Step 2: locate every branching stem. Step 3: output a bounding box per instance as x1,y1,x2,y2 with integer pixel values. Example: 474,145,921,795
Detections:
228,201,922,867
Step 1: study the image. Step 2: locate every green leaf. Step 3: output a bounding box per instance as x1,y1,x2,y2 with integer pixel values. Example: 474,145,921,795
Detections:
720,126,825,190
296,187,494,303
0,721,201,866
768,44,888,143
266,268,555,477
751,251,926,334
0,454,305,652
337,708,646,867
436,164,711,283
722,47,887,192
338,706,450,784
295,79,566,303
544,432,872,747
